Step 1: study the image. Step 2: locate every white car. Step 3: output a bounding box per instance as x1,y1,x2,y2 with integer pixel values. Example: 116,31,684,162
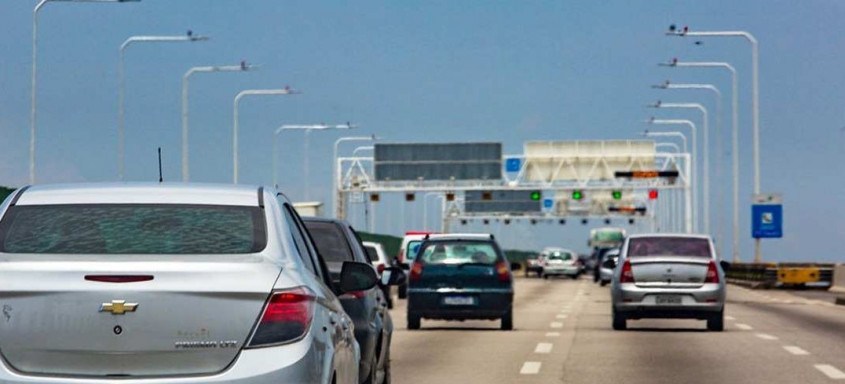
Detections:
539,247,582,279
0,183,370,383
363,241,394,309
396,231,435,298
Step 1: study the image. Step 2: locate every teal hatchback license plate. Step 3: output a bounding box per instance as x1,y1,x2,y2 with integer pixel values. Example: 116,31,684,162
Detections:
443,296,475,306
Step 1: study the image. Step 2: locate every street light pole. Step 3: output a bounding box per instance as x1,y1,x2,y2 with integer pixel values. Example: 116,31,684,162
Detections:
648,101,710,235
31,0,140,184
118,32,209,181
667,27,763,261
181,62,255,182
644,123,696,233
656,142,681,232
274,123,355,196
660,60,741,262
334,135,377,219
232,87,300,184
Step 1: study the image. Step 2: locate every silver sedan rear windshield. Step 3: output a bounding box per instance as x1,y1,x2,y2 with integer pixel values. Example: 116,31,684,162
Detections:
0,204,266,254
627,237,711,258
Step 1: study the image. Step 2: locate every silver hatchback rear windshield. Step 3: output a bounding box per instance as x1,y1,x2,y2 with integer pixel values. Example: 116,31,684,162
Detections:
0,204,266,254
627,237,711,258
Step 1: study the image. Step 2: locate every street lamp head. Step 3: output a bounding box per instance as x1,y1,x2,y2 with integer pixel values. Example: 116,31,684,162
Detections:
658,58,678,67
646,100,661,108
651,80,670,89
666,24,688,36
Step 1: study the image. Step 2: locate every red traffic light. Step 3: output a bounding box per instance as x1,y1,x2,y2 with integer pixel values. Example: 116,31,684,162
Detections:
648,189,659,200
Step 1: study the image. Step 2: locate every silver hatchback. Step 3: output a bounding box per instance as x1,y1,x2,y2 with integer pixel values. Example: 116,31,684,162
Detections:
0,183,373,383
610,234,728,331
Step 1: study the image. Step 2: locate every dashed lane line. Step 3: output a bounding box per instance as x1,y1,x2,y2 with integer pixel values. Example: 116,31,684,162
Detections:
520,362,542,375
725,315,736,321
556,314,568,319
756,333,779,341
735,323,753,330
534,342,553,354
814,364,845,380
545,332,561,337
783,346,809,356
550,322,564,328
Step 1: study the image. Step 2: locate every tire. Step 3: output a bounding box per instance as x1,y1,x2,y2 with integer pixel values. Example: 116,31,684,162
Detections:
501,308,513,331
397,284,407,299
612,309,627,331
542,273,549,280
707,310,725,332
600,280,608,287
407,313,421,330
382,347,391,384
363,358,378,384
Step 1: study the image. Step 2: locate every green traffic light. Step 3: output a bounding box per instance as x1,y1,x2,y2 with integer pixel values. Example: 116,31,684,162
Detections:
572,190,583,200
612,190,622,200
530,191,541,201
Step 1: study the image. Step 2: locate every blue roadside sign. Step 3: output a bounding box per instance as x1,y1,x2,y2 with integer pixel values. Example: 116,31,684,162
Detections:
505,158,521,173
543,198,554,209
751,197,783,239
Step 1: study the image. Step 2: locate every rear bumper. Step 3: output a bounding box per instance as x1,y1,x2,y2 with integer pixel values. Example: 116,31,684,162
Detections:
0,333,351,384
612,283,725,319
408,289,513,320
543,265,580,276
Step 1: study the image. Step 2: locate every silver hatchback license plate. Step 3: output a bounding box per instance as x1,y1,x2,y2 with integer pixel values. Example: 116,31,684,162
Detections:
655,295,682,305
443,296,475,306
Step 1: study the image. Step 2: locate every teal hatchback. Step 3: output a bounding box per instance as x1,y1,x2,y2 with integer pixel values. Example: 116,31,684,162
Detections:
406,234,515,330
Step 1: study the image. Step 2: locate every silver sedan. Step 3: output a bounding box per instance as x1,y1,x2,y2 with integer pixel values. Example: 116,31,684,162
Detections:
610,234,728,331
0,183,373,383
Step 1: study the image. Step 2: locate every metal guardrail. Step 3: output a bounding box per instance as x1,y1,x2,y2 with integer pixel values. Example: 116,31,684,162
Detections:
726,262,835,289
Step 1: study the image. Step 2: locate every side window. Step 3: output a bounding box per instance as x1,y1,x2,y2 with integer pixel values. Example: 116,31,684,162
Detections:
281,204,318,276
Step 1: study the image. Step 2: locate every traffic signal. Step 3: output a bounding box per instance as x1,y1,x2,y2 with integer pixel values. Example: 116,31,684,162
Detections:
446,192,455,201
482,191,493,201
483,219,490,225
558,219,566,225
369,193,380,202
648,189,659,200
612,190,622,200
572,190,584,200
405,193,415,202
504,219,511,225
530,191,542,201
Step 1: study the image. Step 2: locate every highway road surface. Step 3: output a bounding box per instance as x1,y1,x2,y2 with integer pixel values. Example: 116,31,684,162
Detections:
389,276,845,383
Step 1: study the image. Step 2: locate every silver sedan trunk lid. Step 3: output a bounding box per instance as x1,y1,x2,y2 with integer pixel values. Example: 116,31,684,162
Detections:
630,256,710,288
0,259,279,378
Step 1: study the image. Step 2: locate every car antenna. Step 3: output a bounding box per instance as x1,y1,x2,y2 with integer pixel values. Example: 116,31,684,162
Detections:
157,147,164,183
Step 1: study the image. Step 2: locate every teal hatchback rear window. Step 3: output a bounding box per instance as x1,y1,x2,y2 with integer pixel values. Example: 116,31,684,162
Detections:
417,241,501,265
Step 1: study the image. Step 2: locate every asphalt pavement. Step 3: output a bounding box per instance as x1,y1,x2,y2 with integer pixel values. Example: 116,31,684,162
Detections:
388,276,845,383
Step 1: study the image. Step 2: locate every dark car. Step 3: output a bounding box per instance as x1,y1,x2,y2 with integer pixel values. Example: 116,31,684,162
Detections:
303,217,405,384
406,234,515,331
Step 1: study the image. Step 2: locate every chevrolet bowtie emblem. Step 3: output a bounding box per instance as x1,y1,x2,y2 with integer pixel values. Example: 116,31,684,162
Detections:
100,300,138,315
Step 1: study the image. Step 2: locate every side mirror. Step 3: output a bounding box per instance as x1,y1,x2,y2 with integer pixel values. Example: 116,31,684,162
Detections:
380,267,407,286
397,262,410,270
602,258,617,269
339,261,378,293
719,260,731,272
510,262,522,271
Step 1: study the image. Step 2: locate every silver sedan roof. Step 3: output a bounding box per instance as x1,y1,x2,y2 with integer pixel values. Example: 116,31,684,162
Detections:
13,183,263,207
626,233,713,240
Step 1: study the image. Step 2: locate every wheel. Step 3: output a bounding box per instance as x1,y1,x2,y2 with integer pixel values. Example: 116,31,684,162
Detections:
542,273,549,279
397,284,407,299
600,280,608,287
362,358,378,384
707,310,724,332
612,308,627,330
407,313,421,330
382,347,391,384
501,308,513,331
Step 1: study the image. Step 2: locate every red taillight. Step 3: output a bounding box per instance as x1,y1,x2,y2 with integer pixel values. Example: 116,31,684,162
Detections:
340,290,367,300
496,261,511,283
377,263,386,275
620,259,635,283
248,287,314,348
409,262,423,282
705,261,720,283
85,275,153,283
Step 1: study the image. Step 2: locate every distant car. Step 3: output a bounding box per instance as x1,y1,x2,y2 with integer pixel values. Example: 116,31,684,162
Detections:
303,218,405,384
396,231,435,298
610,234,729,332
363,241,394,309
0,183,368,384
598,248,620,286
407,234,515,331
539,248,582,279
525,255,544,277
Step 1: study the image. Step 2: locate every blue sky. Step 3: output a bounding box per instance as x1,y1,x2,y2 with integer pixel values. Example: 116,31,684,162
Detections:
1,1,843,262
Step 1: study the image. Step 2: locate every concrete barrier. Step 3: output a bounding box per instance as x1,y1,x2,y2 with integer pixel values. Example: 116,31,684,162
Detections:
831,264,845,293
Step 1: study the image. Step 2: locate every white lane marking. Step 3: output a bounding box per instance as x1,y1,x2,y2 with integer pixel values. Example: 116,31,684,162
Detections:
756,333,779,341
550,322,563,328
534,342,553,354
545,332,561,337
556,314,568,319
735,323,753,330
814,364,845,379
520,362,542,375
725,315,736,321
783,346,809,356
